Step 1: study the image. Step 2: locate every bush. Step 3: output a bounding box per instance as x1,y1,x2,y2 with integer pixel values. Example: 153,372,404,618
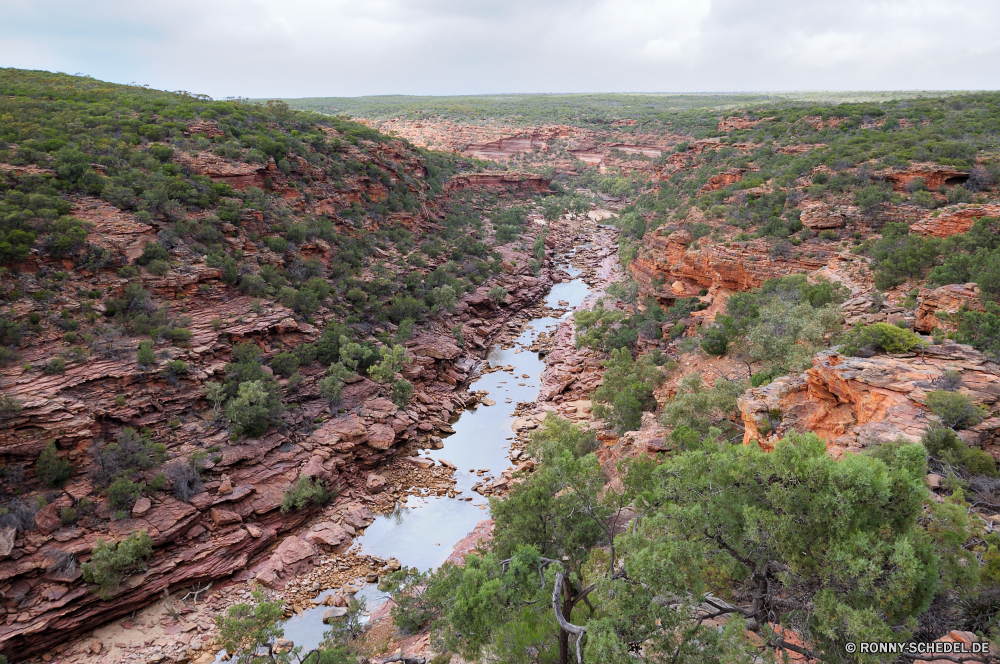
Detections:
592,348,664,433
838,322,925,356
44,357,67,374
280,475,330,513
161,359,188,384
136,242,169,265
956,301,1000,358
226,379,284,439
59,507,77,525
926,391,987,429
81,531,154,599
106,476,144,512
700,324,729,356
164,455,205,501
146,259,170,276
391,378,413,408
270,352,299,378
487,285,508,305
137,340,156,366
36,440,72,487
921,425,996,476
90,428,167,487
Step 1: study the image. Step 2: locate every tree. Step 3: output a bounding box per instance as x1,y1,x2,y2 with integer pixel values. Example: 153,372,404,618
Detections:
628,432,950,661
391,378,413,408
592,348,663,433
36,440,72,486
226,380,284,439
81,531,154,599
368,344,409,383
137,340,156,366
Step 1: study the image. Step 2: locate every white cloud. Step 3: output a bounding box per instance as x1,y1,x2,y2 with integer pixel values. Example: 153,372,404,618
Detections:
0,0,998,97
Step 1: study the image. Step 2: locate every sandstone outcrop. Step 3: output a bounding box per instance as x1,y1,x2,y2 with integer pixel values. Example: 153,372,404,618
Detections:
630,228,831,301
910,204,1000,237
718,116,775,131
915,283,984,333
445,172,550,194
738,344,1000,458
799,202,859,229
878,164,969,192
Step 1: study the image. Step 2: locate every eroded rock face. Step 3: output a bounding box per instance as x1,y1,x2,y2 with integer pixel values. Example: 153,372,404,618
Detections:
916,283,984,333
878,163,969,192
445,172,550,194
800,202,859,229
910,205,1000,238
738,345,1000,458
630,228,830,299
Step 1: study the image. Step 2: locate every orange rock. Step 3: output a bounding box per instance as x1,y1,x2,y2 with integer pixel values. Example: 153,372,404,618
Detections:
916,283,983,333
910,204,1000,237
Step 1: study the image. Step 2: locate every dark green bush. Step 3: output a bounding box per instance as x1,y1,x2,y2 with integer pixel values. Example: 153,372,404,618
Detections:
270,352,299,378
838,323,925,356
36,440,72,487
280,475,330,513
921,425,996,476
81,531,154,599
925,390,987,429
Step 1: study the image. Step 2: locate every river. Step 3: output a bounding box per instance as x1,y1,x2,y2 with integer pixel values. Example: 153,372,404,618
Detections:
278,256,594,653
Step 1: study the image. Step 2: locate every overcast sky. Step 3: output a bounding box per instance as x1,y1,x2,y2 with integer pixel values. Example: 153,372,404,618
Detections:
2,0,999,99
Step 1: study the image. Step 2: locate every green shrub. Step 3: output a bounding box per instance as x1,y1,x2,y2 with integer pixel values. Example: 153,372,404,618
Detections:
44,357,67,374
81,531,154,599
921,425,996,476
487,285,508,305
90,428,167,487
956,301,1000,358
137,340,156,366
106,476,144,512
592,348,664,433
149,143,174,162
280,475,330,513
226,379,284,439
270,352,299,378
136,242,169,265
36,440,72,487
839,322,925,356
391,378,413,408
926,391,987,429
59,506,77,525
161,359,188,383
700,324,729,356
146,259,170,276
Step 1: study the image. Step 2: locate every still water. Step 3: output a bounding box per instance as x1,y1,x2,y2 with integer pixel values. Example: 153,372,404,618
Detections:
278,264,592,652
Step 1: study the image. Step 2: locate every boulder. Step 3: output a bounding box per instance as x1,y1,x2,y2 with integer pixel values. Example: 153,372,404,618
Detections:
0,526,15,559
304,523,351,551
132,496,152,517
255,536,320,589
365,422,396,450
322,607,348,623
366,473,387,493
301,455,330,480
403,456,435,469
343,506,375,529
211,508,242,526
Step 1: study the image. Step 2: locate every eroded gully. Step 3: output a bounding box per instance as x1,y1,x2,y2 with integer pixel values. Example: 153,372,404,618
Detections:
274,230,620,654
